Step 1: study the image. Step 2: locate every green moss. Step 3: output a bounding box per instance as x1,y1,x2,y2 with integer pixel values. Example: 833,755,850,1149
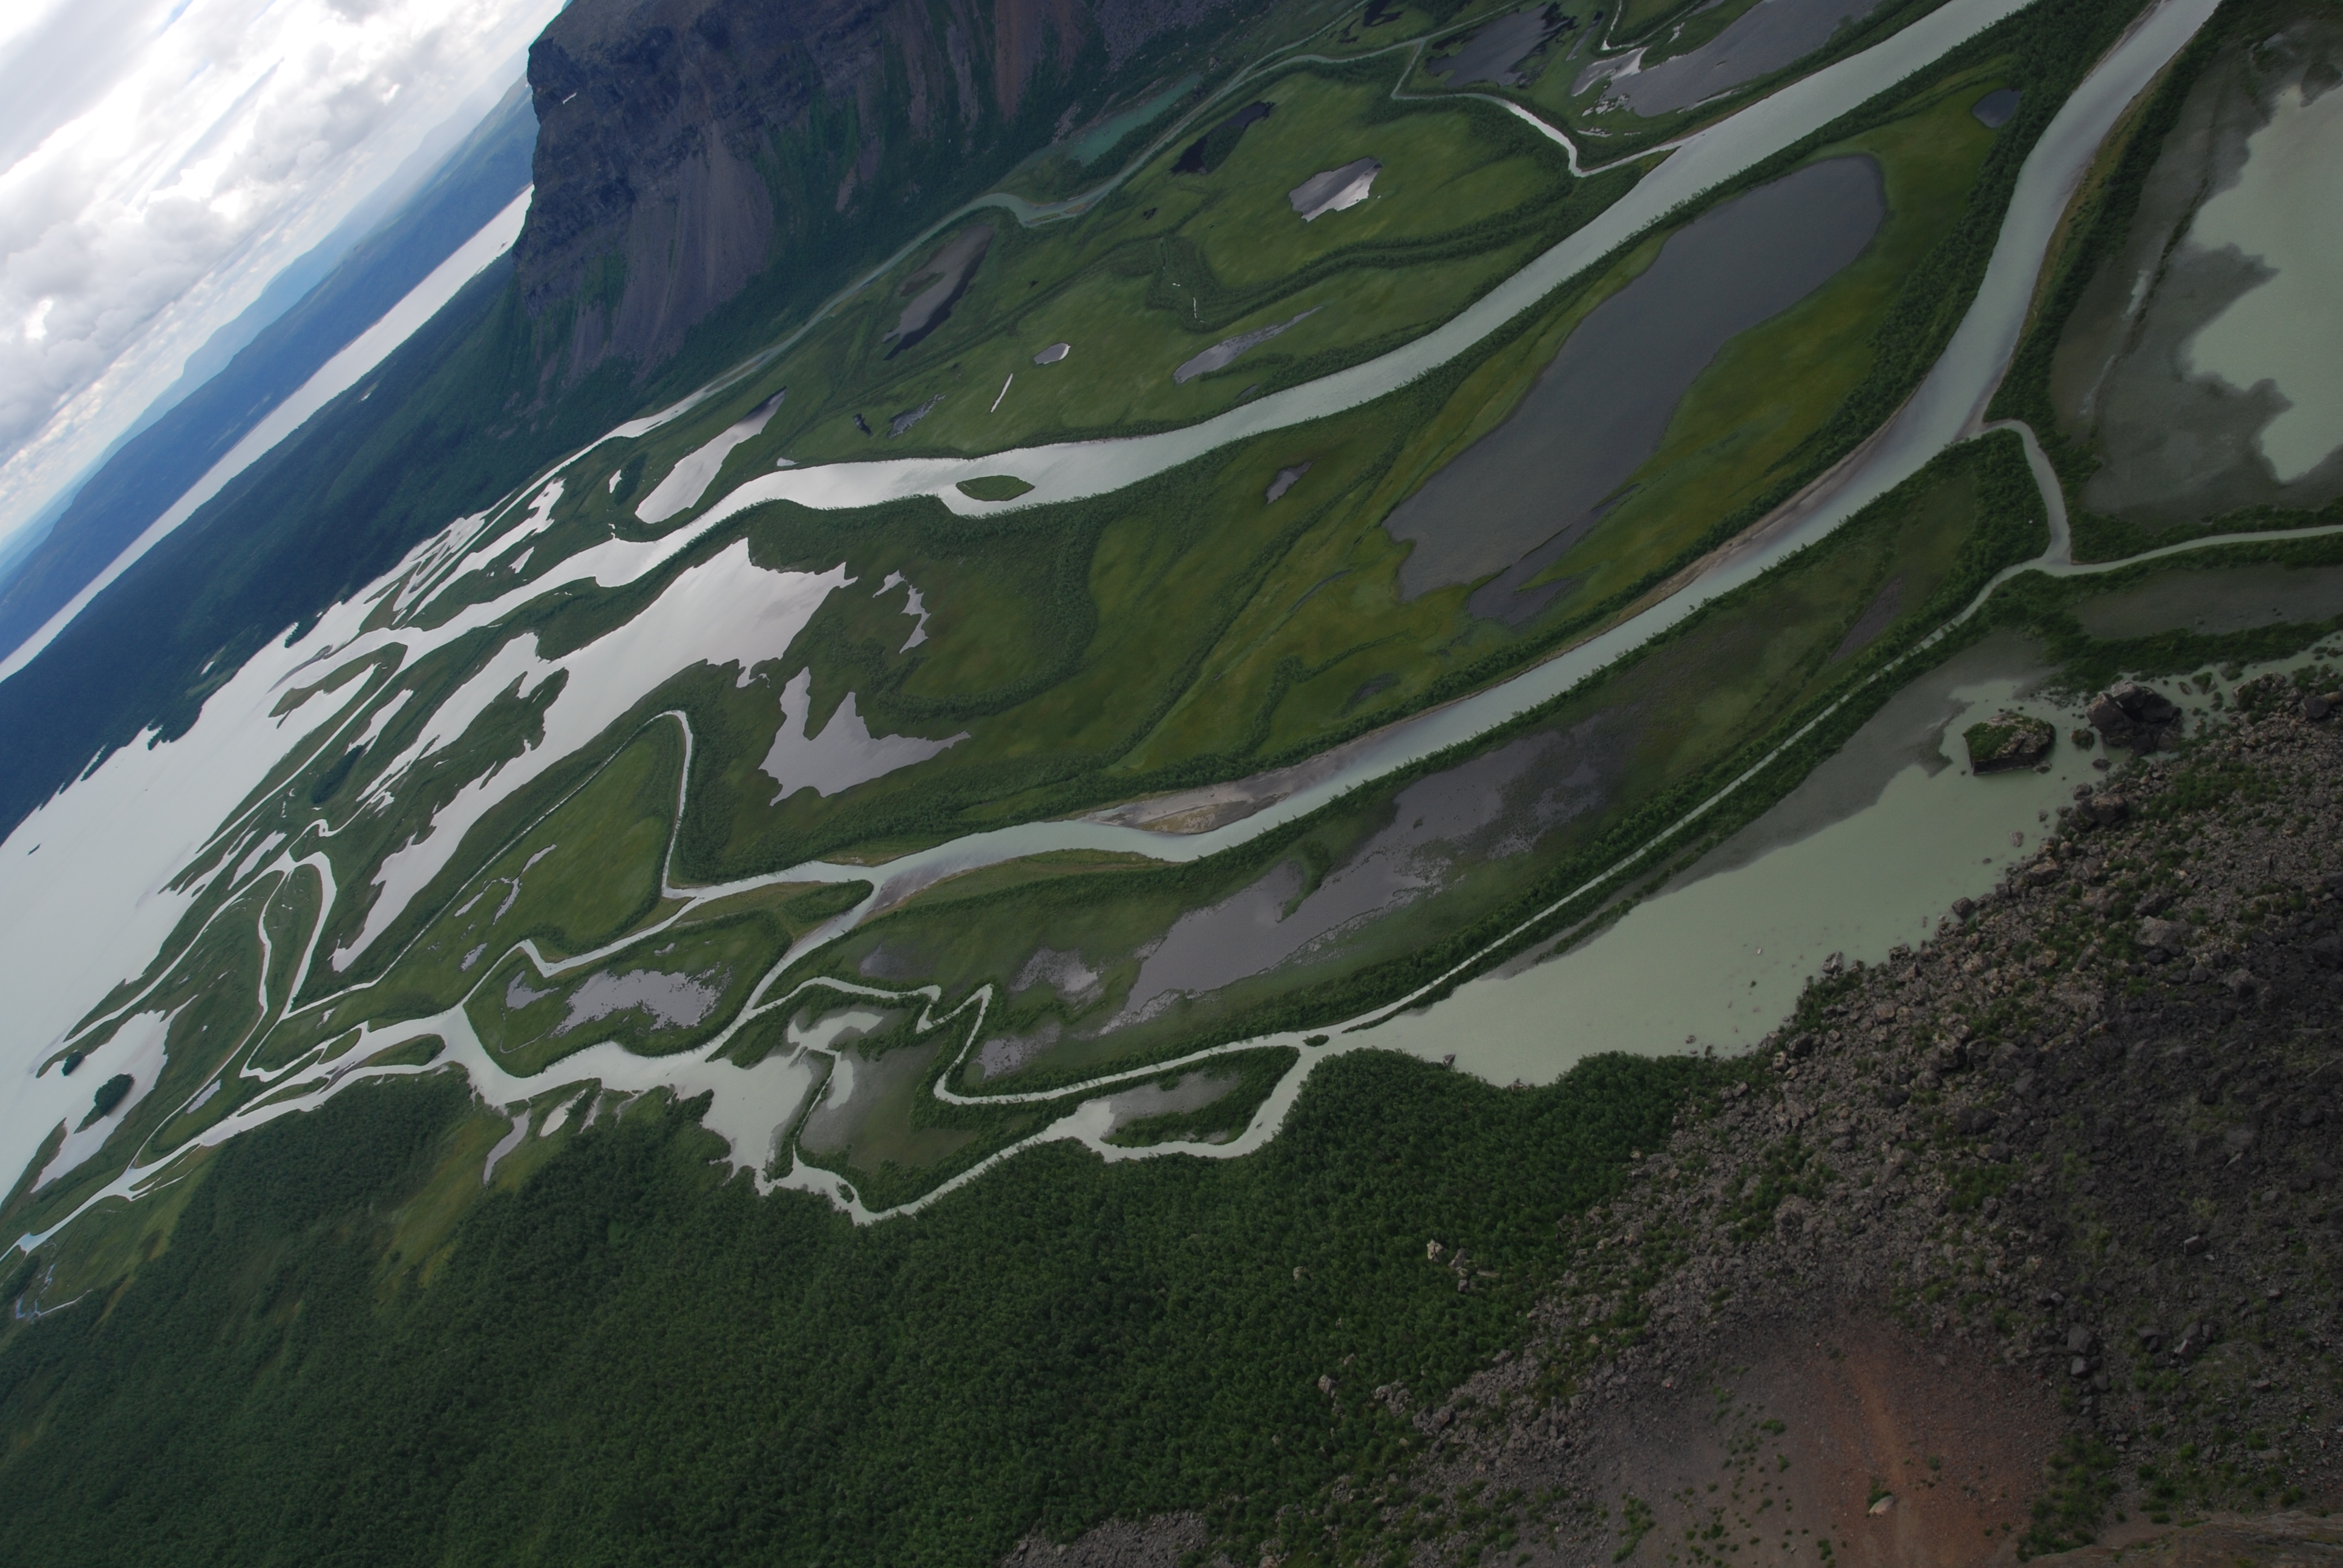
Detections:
1962,712,2053,773
2021,1435,2121,1556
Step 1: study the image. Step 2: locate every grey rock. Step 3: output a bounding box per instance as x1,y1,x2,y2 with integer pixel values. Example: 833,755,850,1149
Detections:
2090,682,2182,754
2109,680,2180,725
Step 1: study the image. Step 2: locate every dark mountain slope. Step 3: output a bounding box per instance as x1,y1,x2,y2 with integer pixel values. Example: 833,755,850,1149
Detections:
516,0,1244,382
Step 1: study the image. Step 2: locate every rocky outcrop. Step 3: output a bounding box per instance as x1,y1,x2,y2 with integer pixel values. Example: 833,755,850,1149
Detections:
2088,680,2184,753
517,0,1237,381
1965,710,2056,773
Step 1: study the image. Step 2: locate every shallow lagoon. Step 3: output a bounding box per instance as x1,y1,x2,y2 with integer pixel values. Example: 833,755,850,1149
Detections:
1432,8,1558,87
2183,81,2343,484
2071,561,2343,639
1369,635,2090,1080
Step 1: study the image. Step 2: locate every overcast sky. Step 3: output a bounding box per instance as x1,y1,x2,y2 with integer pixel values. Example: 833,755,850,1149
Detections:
0,0,565,552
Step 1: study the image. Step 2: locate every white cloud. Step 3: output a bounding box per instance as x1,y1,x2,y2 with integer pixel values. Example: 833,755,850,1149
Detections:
0,0,563,550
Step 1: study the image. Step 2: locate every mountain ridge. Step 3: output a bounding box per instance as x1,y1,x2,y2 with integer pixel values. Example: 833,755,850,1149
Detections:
517,0,1246,381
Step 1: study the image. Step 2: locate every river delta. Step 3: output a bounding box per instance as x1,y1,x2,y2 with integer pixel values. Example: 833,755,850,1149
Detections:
5,0,2327,1258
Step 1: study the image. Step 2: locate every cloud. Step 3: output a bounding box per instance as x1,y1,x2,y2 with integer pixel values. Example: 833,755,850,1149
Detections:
0,0,563,547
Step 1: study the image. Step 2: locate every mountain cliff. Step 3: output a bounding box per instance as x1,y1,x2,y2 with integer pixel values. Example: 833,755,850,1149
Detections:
517,0,1239,382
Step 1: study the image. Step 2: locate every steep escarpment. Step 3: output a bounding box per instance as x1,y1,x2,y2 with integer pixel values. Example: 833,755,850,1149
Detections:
517,0,1237,382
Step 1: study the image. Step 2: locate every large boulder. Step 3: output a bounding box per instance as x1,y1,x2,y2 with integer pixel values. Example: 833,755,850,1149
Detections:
2088,681,2183,753
1964,711,2054,773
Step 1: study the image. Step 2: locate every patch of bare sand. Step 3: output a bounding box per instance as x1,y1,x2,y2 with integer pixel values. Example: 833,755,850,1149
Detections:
1548,1313,2059,1568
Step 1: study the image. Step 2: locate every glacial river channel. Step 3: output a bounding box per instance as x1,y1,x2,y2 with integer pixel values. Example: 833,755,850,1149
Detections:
1,0,2259,1241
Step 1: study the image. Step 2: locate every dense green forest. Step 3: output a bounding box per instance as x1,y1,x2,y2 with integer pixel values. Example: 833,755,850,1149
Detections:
0,1051,1719,1566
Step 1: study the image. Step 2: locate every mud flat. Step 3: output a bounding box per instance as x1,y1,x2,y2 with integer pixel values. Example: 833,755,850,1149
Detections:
1430,8,1559,87
885,226,994,356
1584,0,1887,117
1104,723,1616,1027
1385,156,1885,608
558,967,725,1034
1289,158,1382,220
1173,308,1321,384
1098,1068,1237,1134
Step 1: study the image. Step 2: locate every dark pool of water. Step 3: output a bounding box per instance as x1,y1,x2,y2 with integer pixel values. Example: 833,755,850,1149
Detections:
2071,564,2343,640
1175,102,1274,175
1386,155,1886,610
886,226,993,357
1971,88,2022,127
1594,0,1883,117
1432,8,1558,87
1111,716,1625,1020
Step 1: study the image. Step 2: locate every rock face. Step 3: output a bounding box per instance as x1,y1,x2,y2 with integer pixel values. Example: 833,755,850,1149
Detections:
518,0,1235,380
1964,710,2055,772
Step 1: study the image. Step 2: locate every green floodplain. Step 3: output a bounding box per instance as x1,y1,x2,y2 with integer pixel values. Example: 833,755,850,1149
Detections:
8,0,2343,1560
